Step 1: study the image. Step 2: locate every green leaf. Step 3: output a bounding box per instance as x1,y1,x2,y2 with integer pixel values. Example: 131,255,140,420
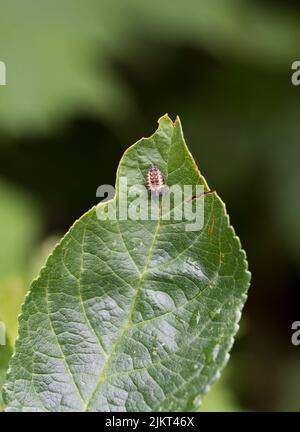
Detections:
3,115,250,411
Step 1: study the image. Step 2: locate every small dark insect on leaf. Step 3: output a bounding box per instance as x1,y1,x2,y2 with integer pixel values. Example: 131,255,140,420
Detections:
146,165,166,196
189,190,215,201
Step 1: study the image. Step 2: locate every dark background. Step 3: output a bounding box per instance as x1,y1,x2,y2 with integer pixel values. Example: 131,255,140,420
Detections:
0,0,300,411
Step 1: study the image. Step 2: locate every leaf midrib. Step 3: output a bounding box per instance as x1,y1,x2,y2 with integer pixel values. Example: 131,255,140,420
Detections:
83,129,175,411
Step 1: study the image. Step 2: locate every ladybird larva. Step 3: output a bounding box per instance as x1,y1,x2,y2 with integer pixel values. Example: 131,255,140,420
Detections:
146,165,166,196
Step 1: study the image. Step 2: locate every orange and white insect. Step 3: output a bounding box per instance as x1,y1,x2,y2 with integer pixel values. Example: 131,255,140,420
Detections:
146,165,166,196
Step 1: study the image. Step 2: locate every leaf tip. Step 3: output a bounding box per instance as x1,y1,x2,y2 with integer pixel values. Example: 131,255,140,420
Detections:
157,113,173,127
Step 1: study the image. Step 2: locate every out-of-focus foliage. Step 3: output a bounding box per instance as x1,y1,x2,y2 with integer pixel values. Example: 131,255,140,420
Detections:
0,0,300,411
0,0,300,134
0,181,41,343
278,354,300,411
200,369,242,412
0,181,39,278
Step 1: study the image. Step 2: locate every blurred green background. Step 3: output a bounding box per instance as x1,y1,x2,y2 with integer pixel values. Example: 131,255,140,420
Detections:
1,0,300,411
